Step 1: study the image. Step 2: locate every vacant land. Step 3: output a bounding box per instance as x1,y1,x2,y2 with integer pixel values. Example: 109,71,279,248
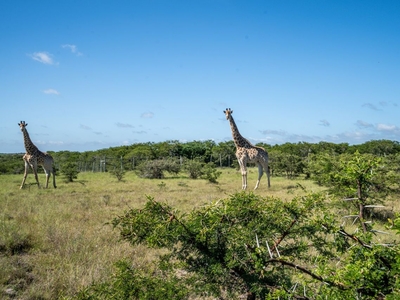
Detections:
0,169,394,299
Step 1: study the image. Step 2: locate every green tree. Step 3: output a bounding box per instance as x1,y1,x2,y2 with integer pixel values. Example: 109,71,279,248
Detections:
60,161,79,182
78,191,400,299
322,151,398,233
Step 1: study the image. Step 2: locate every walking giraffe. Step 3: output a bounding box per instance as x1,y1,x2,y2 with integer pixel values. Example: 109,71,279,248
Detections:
18,121,57,189
223,108,270,190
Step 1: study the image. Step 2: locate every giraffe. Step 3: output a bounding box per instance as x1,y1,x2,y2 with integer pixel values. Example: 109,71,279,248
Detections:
18,121,57,189
223,108,270,190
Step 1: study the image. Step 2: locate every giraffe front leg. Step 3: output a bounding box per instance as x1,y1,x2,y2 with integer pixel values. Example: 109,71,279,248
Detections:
241,168,248,190
238,159,248,190
20,162,29,189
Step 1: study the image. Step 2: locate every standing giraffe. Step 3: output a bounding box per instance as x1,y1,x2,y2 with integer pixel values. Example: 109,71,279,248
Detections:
18,121,57,189
223,108,270,190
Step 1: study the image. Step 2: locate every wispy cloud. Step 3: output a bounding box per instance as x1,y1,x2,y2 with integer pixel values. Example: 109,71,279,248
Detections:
260,129,286,136
141,112,154,119
116,122,134,128
62,44,83,56
379,100,398,108
43,89,60,95
356,120,373,128
362,103,381,111
362,101,398,111
80,124,92,130
29,52,57,65
319,119,330,127
133,130,147,134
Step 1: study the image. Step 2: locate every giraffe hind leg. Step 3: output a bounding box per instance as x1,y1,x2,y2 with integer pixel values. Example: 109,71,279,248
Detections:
43,158,56,188
254,163,263,190
53,169,57,188
45,172,50,188
32,167,40,188
43,167,53,189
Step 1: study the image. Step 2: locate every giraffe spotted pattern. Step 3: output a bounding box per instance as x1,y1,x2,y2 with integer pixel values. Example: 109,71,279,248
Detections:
223,109,271,190
18,121,57,189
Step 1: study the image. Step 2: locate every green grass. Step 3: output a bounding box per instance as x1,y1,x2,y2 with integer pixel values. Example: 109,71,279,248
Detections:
0,168,397,299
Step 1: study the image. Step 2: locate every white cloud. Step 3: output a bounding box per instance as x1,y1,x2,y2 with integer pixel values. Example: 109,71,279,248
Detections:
43,89,60,95
376,123,397,132
29,52,57,65
141,112,154,118
116,122,134,128
62,44,83,56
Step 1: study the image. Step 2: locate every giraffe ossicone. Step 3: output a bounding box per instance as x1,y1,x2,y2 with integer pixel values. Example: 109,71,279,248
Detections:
18,121,57,189
223,108,271,190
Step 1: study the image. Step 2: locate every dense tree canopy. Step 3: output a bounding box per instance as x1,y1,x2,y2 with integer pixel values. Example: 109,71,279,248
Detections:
1,139,400,176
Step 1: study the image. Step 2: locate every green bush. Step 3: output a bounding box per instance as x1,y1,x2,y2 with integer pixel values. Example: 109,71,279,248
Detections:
135,159,180,179
200,162,221,183
183,159,204,179
109,167,126,182
60,161,79,183
77,260,189,300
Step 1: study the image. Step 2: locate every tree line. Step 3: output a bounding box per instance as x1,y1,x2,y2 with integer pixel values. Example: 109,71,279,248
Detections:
1,139,400,176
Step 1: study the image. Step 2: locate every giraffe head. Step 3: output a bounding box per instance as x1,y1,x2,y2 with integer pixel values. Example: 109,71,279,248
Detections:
18,121,28,131
223,108,233,120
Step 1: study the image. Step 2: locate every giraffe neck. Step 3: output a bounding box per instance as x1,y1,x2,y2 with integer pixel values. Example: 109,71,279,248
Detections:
228,115,251,148
22,128,39,154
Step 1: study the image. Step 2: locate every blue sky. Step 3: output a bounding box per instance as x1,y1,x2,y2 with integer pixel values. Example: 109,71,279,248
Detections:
1,0,399,153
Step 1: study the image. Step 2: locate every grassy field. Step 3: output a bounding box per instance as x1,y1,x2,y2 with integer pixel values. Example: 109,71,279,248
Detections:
0,168,396,299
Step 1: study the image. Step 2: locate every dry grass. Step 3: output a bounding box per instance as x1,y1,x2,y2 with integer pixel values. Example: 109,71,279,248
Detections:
0,168,398,299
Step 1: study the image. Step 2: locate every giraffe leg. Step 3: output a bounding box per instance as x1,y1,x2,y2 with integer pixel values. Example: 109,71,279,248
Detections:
20,161,29,189
254,163,263,190
242,170,247,190
266,164,271,188
31,163,41,188
238,160,248,190
43,156,56,188
52,169,57,188
44,168,50,188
